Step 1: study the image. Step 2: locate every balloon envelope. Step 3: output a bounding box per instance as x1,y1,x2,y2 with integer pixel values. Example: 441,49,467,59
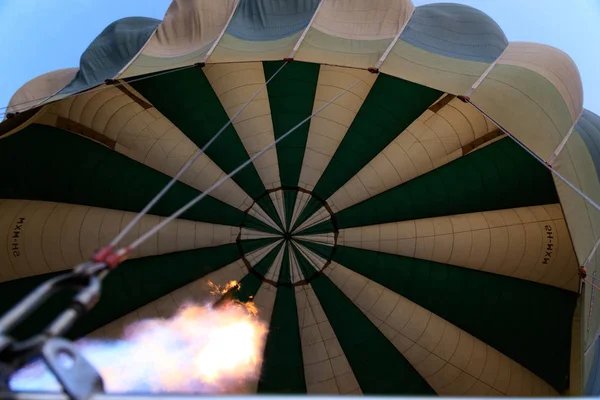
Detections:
1,0,600,396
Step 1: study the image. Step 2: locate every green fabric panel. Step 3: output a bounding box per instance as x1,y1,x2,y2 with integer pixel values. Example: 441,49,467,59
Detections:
296,239,334,277
307,138,560,233
258,285,306,393
278,245,291,285
296,240,333,260
230,241,283,302
264,61,319,230
231,274,263,303
292,73,441,231
257,197,284,231
128,67,282,227
0,239,272,340
284,190,297,231
0,124,272,231
296,220,336,237
296,240,333,282
291,246,435,395
264,61,319,189
258,259,306,393
253,241,284,277
326,244,577,392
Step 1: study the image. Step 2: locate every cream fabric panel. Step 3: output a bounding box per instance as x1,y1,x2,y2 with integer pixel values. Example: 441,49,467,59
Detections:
551,130,600,352
338,205,580,291
291,191,314,230
37,86,253,211
246,203,282,233
497,42,583,123
207,33,300,64
327,97,497,213
554,127,600,243
239,228,280,241
298,66,377,191
289,242,309,284
325,262,558,396
295,241,328,275
244,240,283,268
143,0,236,58
294,205,331,234
553,133,600,265
469,64,572,162
0,199,237,282
556,179,600,352
203,63,281,189
6,68,78,115
310,0,412,40
270,191,287,231
296,233,336,246
380,41,490,96
296,284,362,394
263,243,285,283
0,200,32,281
294,0,414,69
118,0,237,78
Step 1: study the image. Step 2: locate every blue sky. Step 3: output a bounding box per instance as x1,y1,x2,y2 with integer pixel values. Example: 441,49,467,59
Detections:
1,0,599,115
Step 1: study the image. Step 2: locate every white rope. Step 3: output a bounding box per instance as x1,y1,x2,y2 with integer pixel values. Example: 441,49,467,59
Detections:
584,237,600,269
202,0,240,64
547,110,584,165
115,23,158,78
585,272,600,356
123,70,374,252
109,61,289,247
464,46,508,98
288,0,324,60
375,8,415,70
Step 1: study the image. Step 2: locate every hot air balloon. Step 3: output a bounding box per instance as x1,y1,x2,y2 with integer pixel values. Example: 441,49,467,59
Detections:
1,0,599,397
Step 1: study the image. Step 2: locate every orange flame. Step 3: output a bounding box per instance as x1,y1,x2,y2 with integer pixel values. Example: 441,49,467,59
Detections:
10,287,267,394
208,280,240,296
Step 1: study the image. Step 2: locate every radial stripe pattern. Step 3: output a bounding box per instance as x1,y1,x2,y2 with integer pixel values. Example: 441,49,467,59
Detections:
1,52,586,396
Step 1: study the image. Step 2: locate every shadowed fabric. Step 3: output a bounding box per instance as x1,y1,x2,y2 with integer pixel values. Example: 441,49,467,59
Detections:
257,245,306,393
401,4,508,63
60,17,160,94
575,110,600,178
227,0,320,41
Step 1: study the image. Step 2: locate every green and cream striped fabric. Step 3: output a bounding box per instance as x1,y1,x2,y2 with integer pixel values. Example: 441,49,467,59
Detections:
2,0,599,396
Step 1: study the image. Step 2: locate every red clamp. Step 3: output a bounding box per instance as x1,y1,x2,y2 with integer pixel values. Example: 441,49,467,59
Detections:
92,246,129,269
283,57,294,62
368,67,379,74
457,95,471,103
579,267,588,280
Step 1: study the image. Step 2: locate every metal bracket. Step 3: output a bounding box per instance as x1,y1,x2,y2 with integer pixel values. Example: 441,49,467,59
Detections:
41,338,104,400
0,262,108,400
